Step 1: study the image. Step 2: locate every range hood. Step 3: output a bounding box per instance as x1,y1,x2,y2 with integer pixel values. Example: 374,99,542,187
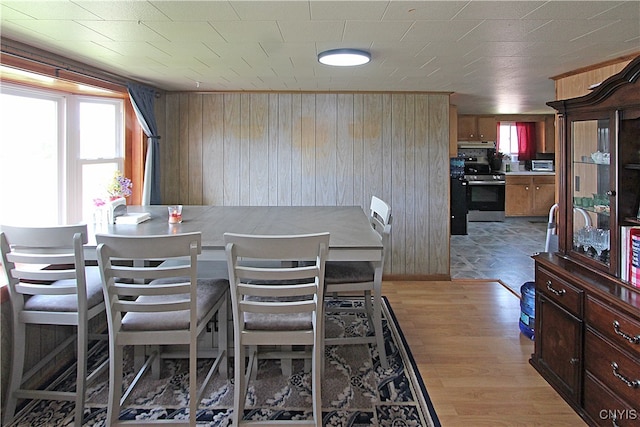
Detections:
457,141,496,149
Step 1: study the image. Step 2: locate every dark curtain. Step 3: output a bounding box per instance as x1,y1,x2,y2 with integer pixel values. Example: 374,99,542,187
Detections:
516,122,537,161
127,83,161,205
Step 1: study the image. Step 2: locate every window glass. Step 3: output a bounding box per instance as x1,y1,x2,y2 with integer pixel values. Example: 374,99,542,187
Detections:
0,91,61,225
80,101,118,159
498,122,519,156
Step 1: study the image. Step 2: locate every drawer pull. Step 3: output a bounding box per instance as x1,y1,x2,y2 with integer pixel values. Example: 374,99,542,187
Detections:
611,362,640,389
546,280,566,296
613,320,640,344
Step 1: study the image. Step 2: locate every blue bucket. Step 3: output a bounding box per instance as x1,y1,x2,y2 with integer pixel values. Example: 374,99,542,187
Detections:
519,281,535,340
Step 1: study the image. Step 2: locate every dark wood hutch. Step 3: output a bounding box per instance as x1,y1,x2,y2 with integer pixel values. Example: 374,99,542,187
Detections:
532,56,640,426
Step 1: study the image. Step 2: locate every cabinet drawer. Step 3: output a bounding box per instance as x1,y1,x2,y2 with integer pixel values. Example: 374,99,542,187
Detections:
586,296,640,358
584,372,639,427
506,175,531,185
532,175,555,185
536,268,583,317
585,329,640,408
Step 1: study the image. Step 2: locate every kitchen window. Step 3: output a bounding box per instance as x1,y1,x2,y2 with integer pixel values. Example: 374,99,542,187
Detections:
498,121,518,156
0,83,124,226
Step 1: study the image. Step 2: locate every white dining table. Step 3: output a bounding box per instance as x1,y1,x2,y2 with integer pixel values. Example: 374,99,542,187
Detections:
87,205,382,263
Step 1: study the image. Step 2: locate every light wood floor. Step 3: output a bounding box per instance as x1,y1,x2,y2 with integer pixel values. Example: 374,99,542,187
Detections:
383,280,587,427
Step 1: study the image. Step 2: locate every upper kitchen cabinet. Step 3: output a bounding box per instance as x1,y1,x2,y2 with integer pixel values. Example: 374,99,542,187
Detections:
458,115,497,141
547,55,640,278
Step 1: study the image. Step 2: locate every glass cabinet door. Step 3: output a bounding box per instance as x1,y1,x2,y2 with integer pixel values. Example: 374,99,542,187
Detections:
570,117,614,270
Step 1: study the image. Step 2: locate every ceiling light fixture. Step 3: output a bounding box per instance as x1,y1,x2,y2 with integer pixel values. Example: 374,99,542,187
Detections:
318,48,371,67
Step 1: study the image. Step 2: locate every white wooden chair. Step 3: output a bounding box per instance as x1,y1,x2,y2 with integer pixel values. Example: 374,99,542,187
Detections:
96,232,229,426
0,224,107,427
323,196,392,368
224,232,329,426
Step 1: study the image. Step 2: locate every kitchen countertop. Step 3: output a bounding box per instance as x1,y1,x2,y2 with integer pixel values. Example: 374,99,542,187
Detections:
504,171,555,176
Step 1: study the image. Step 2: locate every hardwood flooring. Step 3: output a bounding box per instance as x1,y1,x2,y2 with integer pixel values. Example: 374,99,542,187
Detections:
383,280,587,427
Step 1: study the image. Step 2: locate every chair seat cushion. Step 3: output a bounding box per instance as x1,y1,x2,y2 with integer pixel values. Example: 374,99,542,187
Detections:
23,266,104,312
121,278,229,331
243,296,312,331
324,261,374,284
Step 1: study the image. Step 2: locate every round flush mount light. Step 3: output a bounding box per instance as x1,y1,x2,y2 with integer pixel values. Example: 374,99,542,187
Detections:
318,48,371,66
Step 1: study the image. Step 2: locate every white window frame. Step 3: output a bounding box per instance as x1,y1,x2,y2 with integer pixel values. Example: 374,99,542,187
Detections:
0,83,124,225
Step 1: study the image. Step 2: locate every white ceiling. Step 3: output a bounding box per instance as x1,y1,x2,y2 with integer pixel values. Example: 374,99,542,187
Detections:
1,0,639,114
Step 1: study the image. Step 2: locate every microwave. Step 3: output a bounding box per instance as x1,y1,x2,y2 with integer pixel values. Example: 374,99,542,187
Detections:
531,160,554,172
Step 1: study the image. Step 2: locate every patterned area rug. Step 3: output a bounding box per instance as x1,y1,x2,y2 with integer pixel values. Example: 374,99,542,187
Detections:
10,298,440,426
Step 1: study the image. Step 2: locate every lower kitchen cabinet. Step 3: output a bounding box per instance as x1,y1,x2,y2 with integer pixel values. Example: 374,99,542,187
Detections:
505,174,555,216
532,254,640,426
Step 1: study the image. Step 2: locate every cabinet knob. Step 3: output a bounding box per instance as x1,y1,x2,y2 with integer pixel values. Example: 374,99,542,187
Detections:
570,358,579,365
525,186,530,191
536,186,540,190
606,190,616,196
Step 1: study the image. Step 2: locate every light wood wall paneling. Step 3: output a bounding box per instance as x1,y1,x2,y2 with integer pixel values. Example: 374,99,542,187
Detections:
162,94,180,204
156,91,450,276
290,94,303,206
240,93,251,205
353,94,365,207
337,94,355,206
404,95,417,274
301,94,316,206
203,94,224,205
391,94,407,274
414,96,430,275
178,94,190,204
427,95,451,273
223,93,241,206
315,94,338,206
188,94,203,205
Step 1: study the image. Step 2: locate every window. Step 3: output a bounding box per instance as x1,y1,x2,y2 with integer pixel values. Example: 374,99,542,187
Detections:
0,83,124,226
498,121,518,157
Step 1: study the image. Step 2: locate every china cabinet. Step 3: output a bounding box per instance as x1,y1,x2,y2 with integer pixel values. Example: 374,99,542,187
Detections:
531,56,640,426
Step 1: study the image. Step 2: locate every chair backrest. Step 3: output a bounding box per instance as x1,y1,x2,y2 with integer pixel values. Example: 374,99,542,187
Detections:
96,232,202,332
1,224,89,310
224,232,329,334
369,196,392,263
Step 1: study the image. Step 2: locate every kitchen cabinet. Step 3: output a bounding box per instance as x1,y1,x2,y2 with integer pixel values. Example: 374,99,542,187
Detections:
531,56,640,426
457,115,496,141
505,174,555,217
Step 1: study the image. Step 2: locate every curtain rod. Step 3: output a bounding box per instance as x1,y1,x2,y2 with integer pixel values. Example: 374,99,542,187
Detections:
1,38,159,92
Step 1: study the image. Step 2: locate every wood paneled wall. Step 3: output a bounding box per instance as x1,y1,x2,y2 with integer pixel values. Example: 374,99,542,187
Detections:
154,92,451,277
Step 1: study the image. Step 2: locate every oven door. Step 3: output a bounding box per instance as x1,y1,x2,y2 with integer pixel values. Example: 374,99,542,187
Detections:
466,181,505,221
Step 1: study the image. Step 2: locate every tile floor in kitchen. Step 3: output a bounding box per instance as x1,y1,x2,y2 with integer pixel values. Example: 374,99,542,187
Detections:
450,216,551,296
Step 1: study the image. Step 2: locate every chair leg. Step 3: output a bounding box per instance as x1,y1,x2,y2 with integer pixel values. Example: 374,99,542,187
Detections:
3,320,26,426
373,287,388,369
312,338,322,426
281,345,292,376
233,343,246,425
218,300,228,378
74,324,88,427
107,342,124,426
189,334,197,427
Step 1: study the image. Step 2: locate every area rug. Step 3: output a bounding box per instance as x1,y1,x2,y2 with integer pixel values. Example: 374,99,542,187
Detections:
9,298,440,427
